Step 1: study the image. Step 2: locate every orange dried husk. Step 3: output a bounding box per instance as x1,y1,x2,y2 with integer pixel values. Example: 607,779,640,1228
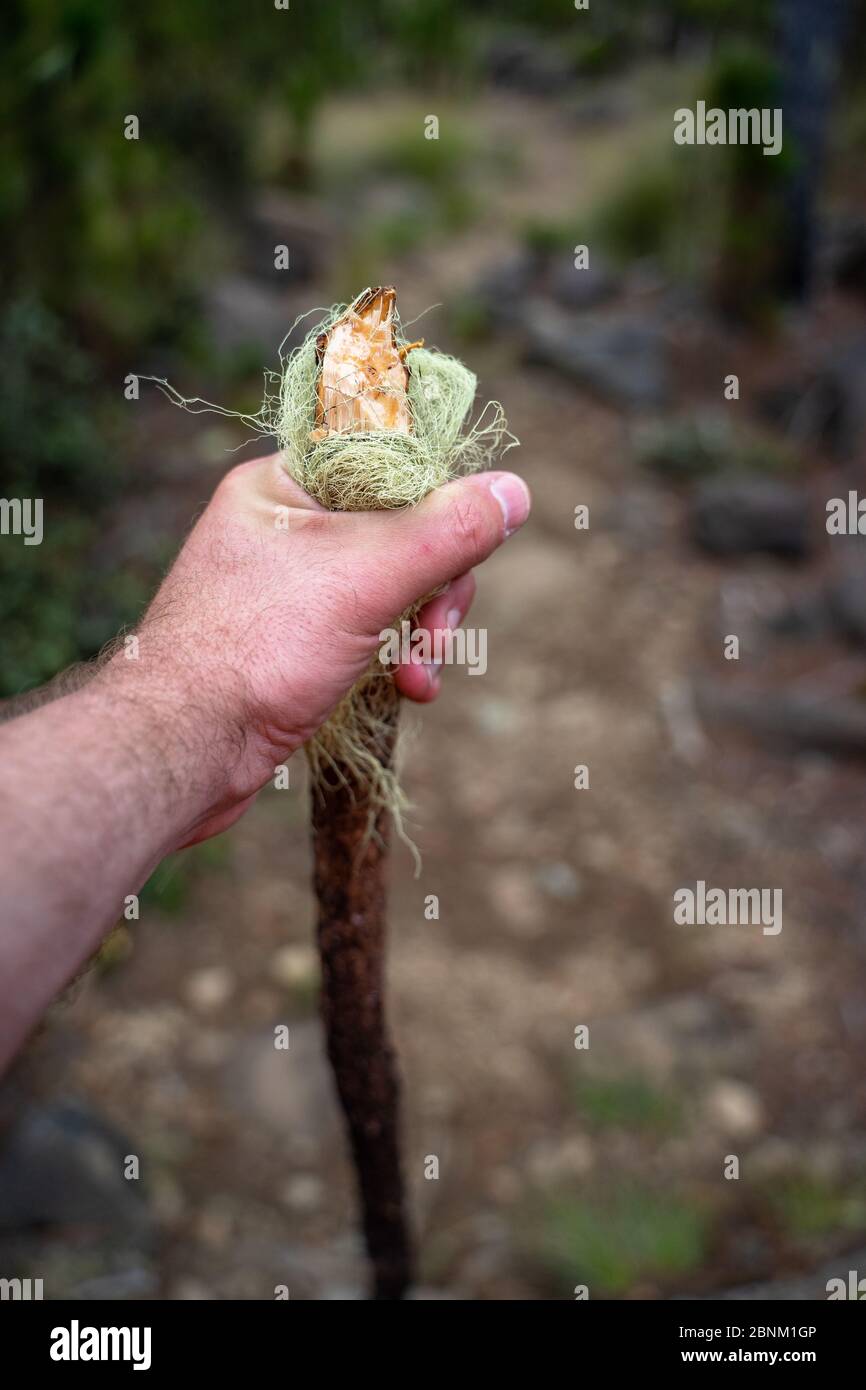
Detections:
312,286,420,439
274,286,516,853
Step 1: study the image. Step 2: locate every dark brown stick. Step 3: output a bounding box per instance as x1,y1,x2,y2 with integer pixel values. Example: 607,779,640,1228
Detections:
311,694,413,1299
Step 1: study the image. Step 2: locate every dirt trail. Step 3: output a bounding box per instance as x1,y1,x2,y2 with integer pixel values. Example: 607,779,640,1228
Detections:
5,82,866,1301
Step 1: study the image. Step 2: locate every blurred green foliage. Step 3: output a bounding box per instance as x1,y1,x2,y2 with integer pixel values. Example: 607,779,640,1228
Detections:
278,1,367,184
0,298,111,502
573,1073,683,1136
384,0,472,82
372,121,478,235
322,112,483,294
635,415,801,485
375,122,474,189
542,1186,709,1294
497,0,773,29
766,1174,866,1242
1,0,238,344
521,215,578,258
595,163,685,263
676,0,774,29
140,836,231,917
0,0,835,696
448,294,493,345
521,160,695,282
705,40,783,168
0,0,354,691
0,297,141,695
703,41,790,323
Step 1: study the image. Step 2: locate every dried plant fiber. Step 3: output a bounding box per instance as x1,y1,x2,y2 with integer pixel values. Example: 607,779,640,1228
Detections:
150,287,516,847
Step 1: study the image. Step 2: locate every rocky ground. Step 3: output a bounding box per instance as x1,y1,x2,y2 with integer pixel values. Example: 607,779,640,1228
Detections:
3,71,866,1300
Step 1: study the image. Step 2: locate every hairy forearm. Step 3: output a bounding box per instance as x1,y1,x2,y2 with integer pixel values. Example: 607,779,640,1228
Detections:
0,450,528,1069
0,667,229,1068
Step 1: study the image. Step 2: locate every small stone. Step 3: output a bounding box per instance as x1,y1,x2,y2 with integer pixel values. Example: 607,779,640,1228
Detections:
420,1083,456,1119
474,697,521,736
186,1028,231,1068
280,1173,324,1213
548,255,618,310
487,1166,522,1205
535,862,582,900
185,966,234,1012
827,549,866,647
475,252,537,327
488,867,544,936
171,1279,215,1300
707,1080,764,1137
195,1199,234,1251
748,1137,798,1179
269,944,318,990
151,1173,185,1228
690,478,810,560
581,833,619,871
524,306,669,410
227,1021,342,1142
202,275,295,358
527,1134,595,1185
0,1101,150,1237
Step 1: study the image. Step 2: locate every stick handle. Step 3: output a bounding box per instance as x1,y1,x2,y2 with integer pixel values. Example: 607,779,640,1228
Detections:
311,688,413,1299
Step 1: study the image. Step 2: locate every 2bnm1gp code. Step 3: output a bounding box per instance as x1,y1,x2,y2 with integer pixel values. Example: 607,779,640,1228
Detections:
680,1327,816,1341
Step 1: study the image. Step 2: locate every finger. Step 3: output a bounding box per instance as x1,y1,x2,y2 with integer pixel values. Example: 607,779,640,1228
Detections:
394,573,476,703
223,452,329,513
413,570,477,640
394,647,442,704
342,471,530,633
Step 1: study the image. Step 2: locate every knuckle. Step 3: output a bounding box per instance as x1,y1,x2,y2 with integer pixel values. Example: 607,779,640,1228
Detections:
290,510,331,540
446,495,490,560
215,460,253,500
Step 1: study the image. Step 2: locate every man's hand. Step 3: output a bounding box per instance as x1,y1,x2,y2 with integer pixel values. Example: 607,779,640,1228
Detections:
0,452,529,1065
101,453,531,845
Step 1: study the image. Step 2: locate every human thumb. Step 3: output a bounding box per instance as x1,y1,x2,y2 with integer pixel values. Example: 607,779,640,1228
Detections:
346,470,531,630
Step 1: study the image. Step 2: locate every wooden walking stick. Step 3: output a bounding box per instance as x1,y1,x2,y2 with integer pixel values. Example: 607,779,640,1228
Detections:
149,285,513,1299
303,286,514,1298
309,289,416,1299
311,701,410,1299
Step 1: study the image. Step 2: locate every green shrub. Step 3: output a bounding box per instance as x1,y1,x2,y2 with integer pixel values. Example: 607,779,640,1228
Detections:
594,163,684,262
767,1174,866,1242
573,1073,683,1136
543,1186,709,1295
